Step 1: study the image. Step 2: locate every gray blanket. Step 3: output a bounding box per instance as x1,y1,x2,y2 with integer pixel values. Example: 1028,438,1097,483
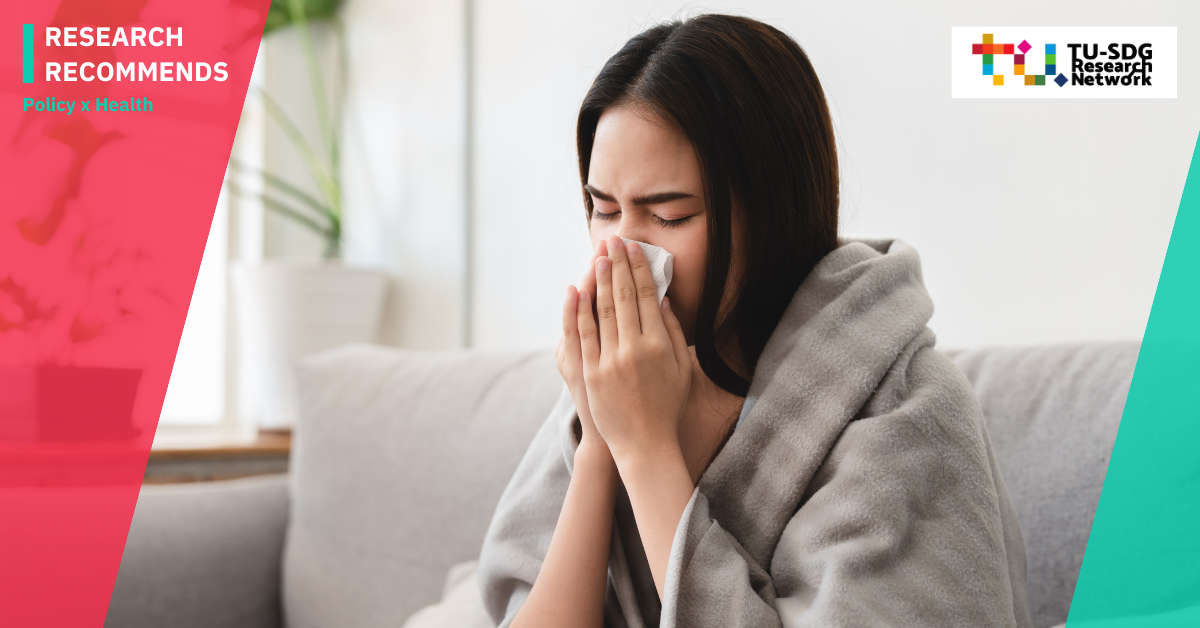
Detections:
478,239,1033,628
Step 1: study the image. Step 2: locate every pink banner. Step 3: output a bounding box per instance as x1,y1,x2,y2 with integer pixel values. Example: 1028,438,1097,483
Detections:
0,1,268,624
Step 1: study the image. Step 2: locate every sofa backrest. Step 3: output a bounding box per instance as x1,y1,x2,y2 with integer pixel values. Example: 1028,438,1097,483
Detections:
286,346,562,628
949,342,1137,628
287,342,1138,628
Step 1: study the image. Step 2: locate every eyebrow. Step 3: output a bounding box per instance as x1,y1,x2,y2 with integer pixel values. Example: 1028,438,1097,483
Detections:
584,184,696,206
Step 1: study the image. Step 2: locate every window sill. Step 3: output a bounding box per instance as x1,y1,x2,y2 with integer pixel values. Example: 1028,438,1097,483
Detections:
146,427,291,484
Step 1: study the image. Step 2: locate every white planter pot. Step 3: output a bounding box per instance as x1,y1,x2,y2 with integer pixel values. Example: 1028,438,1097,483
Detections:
231,261,388,429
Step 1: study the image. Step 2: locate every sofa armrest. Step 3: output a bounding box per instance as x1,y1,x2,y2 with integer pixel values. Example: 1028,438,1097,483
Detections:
104,474,290,628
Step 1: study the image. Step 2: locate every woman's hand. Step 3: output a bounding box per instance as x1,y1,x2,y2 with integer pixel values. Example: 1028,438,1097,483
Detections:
558,235,697,601
576,235,692,467
556,240,611,459
515,246,622,628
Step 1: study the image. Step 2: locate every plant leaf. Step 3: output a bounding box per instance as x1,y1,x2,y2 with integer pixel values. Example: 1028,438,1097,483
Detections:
287,0,335,170
256,87,340,213
225,178,332,238
228,157,335,221
263,0,344,36
260,194,333,238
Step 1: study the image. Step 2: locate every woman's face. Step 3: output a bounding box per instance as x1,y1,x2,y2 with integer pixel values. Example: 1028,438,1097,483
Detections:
586,104,711,345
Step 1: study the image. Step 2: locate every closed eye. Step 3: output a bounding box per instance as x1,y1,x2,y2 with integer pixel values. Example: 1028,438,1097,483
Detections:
585,184,697,228
652,214,692,228
592,210,690,227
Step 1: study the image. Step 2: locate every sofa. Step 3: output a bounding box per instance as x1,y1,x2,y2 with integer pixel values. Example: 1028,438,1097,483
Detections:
104,341,1138,628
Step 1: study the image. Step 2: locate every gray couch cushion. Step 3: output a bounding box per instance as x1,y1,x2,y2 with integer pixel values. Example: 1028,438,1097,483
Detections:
950,343,1138,628
284,346,561,628
106,473,290,628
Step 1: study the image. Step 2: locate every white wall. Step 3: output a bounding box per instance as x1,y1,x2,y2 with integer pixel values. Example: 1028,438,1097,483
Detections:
339,0,468,348
469,0,1200,351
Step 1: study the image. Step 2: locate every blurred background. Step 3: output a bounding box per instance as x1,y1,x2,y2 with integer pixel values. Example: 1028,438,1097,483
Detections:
158,0,1200,436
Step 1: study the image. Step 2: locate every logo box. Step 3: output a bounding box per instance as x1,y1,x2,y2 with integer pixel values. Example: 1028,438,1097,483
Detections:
951,27,1177,98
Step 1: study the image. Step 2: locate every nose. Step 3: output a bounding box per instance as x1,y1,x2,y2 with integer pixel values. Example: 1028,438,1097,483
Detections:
614,223,647,246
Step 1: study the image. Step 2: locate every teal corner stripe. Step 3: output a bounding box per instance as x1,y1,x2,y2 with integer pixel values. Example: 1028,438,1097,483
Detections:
22,24,34,84
1066,132,1200,627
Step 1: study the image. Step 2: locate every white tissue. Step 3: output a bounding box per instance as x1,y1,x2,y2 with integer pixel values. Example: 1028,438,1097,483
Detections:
620,238,674,303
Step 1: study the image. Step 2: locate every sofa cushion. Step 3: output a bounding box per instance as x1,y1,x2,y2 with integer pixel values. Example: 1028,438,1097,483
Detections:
400,561,492,628
949,342,1138,628
284,346,562,628
106,474,290,628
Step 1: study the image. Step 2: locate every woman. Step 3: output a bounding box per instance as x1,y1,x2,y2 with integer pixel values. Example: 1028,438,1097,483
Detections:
478,14,1032,628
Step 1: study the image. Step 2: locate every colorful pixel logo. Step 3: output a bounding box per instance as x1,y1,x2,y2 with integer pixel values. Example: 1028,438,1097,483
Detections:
972,33,1068,87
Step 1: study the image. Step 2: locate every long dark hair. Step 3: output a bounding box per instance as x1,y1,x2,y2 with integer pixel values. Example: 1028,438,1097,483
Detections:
577,14,840,396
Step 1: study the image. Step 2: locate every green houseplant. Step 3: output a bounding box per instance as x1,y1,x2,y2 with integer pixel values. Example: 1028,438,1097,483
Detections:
230,0,346,258
228,0,388,430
